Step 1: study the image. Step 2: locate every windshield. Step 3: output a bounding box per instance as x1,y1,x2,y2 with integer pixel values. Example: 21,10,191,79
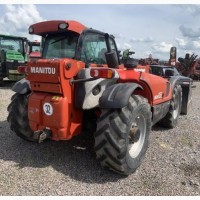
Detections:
0,37,23,53
31,45,40,52
43,32,79,59
150,66,164,76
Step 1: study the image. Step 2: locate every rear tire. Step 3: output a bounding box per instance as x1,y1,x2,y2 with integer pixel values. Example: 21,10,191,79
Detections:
159,85,182,128
94,95,151,175
80,109,98,149
0,78,3,87
7,93,37,142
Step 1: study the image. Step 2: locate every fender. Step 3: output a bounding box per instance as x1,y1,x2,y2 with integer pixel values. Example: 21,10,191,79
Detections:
99,83,143,109
12,78,31,94
168,76,180,89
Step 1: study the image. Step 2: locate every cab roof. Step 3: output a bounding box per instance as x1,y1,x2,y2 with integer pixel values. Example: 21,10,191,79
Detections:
29,20,87,36
0,34,27,40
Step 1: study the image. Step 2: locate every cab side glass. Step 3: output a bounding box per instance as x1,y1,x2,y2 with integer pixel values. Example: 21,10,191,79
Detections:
80,33,107,64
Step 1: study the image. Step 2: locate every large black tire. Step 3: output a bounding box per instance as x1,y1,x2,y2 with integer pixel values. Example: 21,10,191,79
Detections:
158,85,182,128
79,109,98,149
94,95,152,175
7,93,37,142
0,78,3,87
181,85,192,115
0,64,3,87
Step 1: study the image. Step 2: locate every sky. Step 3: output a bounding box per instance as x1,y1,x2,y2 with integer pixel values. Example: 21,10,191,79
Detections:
0,3,200,61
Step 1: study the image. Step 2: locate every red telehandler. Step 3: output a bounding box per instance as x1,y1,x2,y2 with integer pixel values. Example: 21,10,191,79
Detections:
7,20,192,175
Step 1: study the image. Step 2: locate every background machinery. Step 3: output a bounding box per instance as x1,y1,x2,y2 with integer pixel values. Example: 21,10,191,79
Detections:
176,53,200,80
0,34,28,85
28,40,41,58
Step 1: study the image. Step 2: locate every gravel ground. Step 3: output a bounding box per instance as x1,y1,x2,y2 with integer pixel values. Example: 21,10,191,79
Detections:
0,80,200,196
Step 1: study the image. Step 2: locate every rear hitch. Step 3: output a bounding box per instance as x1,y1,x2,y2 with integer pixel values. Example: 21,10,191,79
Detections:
33,129,51,143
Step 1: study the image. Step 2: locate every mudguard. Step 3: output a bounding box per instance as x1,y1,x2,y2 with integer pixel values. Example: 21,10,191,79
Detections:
75,68,117,109
99,83,142,109
12,78,31,94
168,76,180,89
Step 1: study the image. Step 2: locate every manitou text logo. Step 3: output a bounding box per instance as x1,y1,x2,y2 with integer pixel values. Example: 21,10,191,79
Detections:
154,92,163,100
134,68,146,72
30,67,56,74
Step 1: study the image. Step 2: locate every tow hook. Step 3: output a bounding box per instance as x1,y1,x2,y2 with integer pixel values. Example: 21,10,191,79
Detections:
33,129,51,143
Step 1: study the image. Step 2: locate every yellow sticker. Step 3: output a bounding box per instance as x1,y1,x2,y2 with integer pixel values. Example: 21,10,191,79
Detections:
52,96,60,101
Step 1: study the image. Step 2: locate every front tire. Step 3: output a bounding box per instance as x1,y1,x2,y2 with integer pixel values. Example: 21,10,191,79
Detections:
94,95,152,175
0,64,4,87
0,77,3,87
7,93,37,142
181,85,192,115
159,85,182,128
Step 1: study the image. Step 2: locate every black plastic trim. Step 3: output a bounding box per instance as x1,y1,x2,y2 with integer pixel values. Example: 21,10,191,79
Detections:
12,78,31,94
99,83,142,109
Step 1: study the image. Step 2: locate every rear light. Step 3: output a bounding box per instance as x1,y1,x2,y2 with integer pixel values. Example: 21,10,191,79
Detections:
90,68,115,79
18,66,27,74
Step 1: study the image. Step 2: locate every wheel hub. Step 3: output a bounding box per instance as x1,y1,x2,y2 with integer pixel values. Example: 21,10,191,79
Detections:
128,115,146,158
173,94,180,119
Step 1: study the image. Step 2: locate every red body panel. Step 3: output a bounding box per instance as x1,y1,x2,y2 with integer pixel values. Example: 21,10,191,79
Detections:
116,69,172,106
140,72,172,105
26,59,85,140
27,59,60,84
28,93,82,140
30,83,62,94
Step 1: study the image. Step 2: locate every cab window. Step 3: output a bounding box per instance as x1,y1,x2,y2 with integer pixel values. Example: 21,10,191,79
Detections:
80,32,117,65
43,31,79,59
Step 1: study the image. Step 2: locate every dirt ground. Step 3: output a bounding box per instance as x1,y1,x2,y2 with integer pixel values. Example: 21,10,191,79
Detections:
0,80,199,195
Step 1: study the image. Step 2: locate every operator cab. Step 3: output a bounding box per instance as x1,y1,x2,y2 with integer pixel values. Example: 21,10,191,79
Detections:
29,20,120,67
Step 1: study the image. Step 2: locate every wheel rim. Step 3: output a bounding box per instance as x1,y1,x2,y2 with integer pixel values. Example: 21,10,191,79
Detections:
128,114,146,158
173,93,180,119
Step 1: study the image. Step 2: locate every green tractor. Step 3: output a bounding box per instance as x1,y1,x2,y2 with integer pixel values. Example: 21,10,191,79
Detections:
0,34,28,86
